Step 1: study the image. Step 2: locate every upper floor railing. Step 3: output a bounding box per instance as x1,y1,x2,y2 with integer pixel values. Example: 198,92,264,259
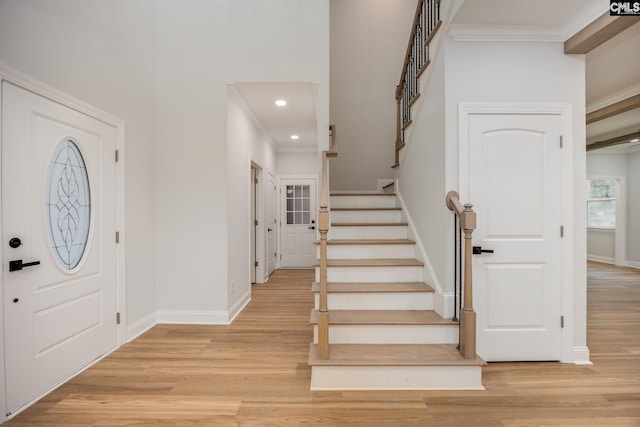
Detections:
393,0,441,168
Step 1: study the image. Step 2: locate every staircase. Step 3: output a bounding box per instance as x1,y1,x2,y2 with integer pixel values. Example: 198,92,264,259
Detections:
308,191,485,390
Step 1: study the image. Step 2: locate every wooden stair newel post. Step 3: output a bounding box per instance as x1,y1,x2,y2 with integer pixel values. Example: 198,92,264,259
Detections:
317,151,330,360
459,203,476,359
394,85,403,167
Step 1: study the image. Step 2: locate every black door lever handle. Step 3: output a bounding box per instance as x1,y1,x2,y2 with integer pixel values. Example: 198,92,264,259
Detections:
472,246,494,255
9,259,41,272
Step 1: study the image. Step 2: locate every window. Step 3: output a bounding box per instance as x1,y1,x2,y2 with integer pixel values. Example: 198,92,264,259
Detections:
587,179,616,228
286,185,311,225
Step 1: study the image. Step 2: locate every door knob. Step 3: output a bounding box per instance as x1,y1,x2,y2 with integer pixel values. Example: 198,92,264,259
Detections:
9,259,41,272
472,246,494,255
308,226,316,230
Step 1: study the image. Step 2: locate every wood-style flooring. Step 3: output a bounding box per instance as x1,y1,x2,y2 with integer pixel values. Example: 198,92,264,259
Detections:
5,262,640,426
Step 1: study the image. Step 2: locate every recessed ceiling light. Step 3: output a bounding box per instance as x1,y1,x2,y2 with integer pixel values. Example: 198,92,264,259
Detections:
275,100,287,107
290,135,299,140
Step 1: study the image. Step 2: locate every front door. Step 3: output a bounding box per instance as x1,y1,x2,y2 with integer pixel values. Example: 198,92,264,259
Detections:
467,113,563,361
2,81,118,414
280,178,316,268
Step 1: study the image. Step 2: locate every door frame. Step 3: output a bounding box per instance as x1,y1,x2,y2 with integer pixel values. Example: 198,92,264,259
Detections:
277,175,318,269
0,63,126,421
458,102,580,364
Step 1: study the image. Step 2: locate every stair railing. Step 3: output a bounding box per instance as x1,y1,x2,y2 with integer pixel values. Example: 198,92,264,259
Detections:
317,125,338,359
393,0,441,168
446,191,477,359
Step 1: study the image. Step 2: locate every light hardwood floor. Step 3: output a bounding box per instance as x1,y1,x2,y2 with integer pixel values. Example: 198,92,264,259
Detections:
5,263,640,426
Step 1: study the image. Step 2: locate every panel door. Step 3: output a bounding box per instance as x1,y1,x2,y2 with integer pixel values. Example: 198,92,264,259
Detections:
280,179,316,268
467,113,563,361
267,173,277,276
2,82,118,413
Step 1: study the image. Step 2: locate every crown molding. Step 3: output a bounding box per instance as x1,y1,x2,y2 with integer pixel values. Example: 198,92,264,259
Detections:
447,24,565,42
587,83,640,113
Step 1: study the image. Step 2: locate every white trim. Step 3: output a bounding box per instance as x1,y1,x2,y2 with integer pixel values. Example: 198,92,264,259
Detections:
458,102,579,363
0,63,127,423
587,254,615,264
157,310,231,325
571,346,593,365
448,25,566,42
228,290,252,323
627,260,640,269
227,85,277,152
586,83,640,113
126,312,157,343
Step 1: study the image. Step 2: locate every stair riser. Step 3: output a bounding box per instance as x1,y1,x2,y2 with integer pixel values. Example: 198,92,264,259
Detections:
330,195,397,209
314,292,433,310
331,210,402,223
316,266,423,282
313,325,458,345
310,366,484,391
319,244,416,259
328,226,407,240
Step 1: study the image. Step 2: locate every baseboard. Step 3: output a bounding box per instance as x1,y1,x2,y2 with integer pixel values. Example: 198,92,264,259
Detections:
157,289,251,325
587,254,614,264
572,346,592,365
126,312,157,342
626,260,640,269
228,290,251,323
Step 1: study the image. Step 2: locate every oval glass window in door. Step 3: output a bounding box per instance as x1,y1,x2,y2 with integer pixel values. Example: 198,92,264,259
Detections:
45,139,91,270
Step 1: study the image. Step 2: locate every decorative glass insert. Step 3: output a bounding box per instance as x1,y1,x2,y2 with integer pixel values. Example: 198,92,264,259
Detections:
46,139,91,270
587,179,616,228
286,185,311,225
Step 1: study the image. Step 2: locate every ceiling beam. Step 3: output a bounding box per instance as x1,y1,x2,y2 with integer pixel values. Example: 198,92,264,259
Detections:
564,13,640,54
586,94,640,124
587,130,640,152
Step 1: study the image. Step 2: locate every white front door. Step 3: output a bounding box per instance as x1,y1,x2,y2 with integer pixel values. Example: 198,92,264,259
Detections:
466,113,563,361
2,81,118,414
266,173,277,276
280,178,316,268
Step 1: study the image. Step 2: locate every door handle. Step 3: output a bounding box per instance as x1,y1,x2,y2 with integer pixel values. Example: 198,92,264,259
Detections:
472,246,494,255
9,259,41,272
308,226,315,230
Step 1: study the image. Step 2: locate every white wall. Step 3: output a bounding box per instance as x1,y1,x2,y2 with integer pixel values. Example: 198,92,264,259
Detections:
0,0,157,333
277,152,319,177
226,92,277,310
629,151,640,267
397,36,588,360
329,0,416,190
154,0,330,321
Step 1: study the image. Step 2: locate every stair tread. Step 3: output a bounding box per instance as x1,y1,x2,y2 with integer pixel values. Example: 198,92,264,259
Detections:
314,239,415,245
309,309,456,325
311,282,434,293
332,222,408,226
308,343,485,367
314,258,424,267
331,192,395,196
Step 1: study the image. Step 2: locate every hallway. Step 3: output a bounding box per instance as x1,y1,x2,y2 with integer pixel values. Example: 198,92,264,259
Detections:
5,264,640,426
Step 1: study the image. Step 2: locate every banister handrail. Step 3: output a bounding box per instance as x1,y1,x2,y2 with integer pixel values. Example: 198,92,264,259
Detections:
445,191,477,360
316,125,337,359
393,0,441,168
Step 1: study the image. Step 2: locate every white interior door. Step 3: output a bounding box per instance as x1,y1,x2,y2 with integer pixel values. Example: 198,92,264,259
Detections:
267,173,277,276
467,113,563,361
2,81,118,414
280,178,316,268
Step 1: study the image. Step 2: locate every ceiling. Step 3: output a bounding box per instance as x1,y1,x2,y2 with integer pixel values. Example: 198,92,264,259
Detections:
231,82,317,152
233,1,638,154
